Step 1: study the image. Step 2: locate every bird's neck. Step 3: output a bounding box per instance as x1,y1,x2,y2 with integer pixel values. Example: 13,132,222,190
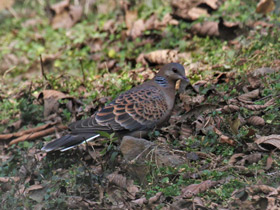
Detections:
154,76,168,87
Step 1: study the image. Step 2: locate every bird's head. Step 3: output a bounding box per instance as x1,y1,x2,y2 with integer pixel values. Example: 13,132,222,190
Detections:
158,63,189,83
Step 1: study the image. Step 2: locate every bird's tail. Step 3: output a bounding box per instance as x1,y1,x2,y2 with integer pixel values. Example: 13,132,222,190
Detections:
41,133,100,152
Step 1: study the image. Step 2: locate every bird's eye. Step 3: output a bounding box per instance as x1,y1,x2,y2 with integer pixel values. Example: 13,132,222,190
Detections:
172,68,178,73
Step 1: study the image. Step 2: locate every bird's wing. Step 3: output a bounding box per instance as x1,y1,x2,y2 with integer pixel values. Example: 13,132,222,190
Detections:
69,85,169,133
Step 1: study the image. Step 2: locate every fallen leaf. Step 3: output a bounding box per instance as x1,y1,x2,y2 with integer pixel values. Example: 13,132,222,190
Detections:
265,153,273,170
137,49,180,65
191,18,241,40
182,180,218,198
247,116,265,126
213,127,236,145
171,0,219,21
238,89,260,102
243,98,275,111
38,89,82,118
255,135,280,151
0,0,14,11
256,0,275,14
0,177,20,182
132,197,147,206
125,10,138,31
148,192,162,204
127,19,146,39
50,0,82,29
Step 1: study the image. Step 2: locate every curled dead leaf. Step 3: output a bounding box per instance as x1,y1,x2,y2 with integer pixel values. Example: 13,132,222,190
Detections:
107,173,128,189
181,180,218,198
137,49,180,65
191,18,241,40
265,154,273,170
219,105,240,113
50,0,82,29
255,135,280,151
180,124,192,140
0,177,20,183
171,0,219,21
229,153,244,165
247,116,265,126
38,89,82,118
191,21,219,37
256,0,275,14
238,89,260,102
148,192,162,204
213,127,236,146
243,98,275,111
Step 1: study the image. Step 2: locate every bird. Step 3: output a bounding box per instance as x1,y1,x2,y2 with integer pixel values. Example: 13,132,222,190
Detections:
42,63,189,152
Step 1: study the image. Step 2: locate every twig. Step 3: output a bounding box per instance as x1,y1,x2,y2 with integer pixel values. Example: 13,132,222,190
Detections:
79,58,86,83
40,54,48,81
0,122,57,140
9,124,67,146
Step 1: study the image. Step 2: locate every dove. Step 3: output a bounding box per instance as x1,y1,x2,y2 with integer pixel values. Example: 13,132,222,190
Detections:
42,63,189,152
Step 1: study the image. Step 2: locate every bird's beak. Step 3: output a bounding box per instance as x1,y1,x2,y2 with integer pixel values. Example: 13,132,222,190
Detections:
181,76,190,83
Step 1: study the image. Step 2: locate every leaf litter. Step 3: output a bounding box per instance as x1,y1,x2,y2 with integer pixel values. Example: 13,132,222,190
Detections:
0,0,280,209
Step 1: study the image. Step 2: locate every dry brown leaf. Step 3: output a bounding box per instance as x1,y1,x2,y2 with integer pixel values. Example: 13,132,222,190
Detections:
251,67,276,77
107,172,139,200
265,153,273,170
219,135,236,146
50,0,82,29
128,19,146,39
0,177,20,182
255,135,280,151
191,18,240,40
87,38,103,53
38,89,81,118
0,0,14,10
128,67,155,82
125,10,138,31
229,117,241,135
256,0,275,14
171,0,219,21
247,116,265,126
187,7,209,20
213,127,236,146
107,173,128,189
3,119,22,134
247,185,276,194
137,49,180,65
238,89,260,102
182,180,218,198
26,184,44,193
148,192,162,204
132,197,147,206
191,21,219,37
180,124,193,140
229,153,244,165
219,105,240,113
243,98,275,110
241,153,262,165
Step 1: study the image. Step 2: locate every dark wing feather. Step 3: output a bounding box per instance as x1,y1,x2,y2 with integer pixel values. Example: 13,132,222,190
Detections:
95,86,168,131
67,86,168,135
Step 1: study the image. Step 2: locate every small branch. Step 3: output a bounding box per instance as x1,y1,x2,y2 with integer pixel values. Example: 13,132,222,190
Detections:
40,54,48,81
0,122,57,140
9,124,67,146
